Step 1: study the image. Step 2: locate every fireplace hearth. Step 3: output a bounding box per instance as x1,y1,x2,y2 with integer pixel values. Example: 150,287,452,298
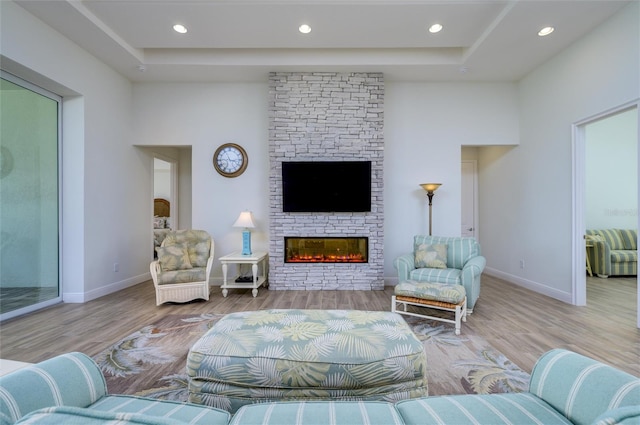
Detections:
285,237,368,263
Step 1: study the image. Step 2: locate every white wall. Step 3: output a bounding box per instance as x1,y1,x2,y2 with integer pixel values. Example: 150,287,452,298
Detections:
132,83,270,279
586,108,638,229
133,81,518,283
480,2,639,301
383,83,519,278
1,1,150,301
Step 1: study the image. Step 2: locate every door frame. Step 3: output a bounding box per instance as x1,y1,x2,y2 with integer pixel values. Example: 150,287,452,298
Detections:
461,160,479,239
571,99,639,327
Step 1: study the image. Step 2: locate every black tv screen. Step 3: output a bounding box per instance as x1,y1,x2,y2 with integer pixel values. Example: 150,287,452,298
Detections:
282,161,371,213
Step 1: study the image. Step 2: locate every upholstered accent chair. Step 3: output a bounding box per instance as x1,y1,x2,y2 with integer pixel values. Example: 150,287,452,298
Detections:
394,235,485,312
150,229,214,306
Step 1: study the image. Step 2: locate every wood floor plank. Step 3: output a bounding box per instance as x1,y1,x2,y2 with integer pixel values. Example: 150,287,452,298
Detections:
0,275,638,377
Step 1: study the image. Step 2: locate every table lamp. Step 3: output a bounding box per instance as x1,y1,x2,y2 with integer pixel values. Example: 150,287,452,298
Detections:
233,211,256,255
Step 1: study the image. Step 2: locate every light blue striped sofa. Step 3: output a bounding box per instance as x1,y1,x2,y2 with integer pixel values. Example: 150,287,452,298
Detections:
0,352,231,425
394,235,486,312
2,349,638,424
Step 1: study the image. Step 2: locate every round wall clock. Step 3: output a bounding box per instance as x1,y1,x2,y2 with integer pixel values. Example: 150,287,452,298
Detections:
213,143,248,178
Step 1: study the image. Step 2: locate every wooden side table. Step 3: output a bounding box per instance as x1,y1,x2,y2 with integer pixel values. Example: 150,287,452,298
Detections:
219,251,268,297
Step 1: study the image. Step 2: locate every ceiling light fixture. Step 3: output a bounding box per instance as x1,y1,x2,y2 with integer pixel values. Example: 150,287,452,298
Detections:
538,26,554,36
429,24,443,34
298,24,311,34
173,24,188,34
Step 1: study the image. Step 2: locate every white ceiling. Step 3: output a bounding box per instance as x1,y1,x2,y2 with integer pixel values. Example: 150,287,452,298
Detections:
15,0,631,83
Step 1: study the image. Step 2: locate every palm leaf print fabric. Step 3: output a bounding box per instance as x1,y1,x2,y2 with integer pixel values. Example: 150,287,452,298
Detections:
186,309,428,412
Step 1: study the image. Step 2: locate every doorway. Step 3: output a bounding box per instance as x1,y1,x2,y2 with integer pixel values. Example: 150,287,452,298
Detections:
461,160,478,238
572,101,639,328
153,156,178,257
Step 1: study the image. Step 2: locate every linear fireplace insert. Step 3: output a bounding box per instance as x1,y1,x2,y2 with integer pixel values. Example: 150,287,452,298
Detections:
285,237,368,263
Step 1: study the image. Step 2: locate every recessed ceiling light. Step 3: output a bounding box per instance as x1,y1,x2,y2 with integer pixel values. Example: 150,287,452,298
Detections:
299,24,311,34
173,24,188,34
429,24,443,34
538,26,554,36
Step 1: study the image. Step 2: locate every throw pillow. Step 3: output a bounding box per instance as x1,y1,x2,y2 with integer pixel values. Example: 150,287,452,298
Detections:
153,216,165,229
156,244,193,271
414,243,448,269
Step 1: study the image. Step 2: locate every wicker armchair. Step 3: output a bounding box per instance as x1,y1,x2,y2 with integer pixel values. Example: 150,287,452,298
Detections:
150,229,214,305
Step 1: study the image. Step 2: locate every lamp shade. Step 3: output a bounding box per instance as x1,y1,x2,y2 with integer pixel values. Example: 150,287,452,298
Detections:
420,183,442,193
233,211,256,229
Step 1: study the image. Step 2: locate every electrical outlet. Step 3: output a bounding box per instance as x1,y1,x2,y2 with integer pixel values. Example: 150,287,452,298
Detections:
113,262,119,272
519,259,525,269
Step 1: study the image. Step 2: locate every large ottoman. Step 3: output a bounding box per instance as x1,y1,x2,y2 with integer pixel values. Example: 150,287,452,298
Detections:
187,309,428,413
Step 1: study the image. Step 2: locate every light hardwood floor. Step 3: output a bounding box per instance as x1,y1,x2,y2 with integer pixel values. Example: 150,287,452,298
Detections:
0,274,638,376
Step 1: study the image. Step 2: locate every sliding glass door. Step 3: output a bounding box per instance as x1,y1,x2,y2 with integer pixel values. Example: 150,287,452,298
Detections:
0,72,61,320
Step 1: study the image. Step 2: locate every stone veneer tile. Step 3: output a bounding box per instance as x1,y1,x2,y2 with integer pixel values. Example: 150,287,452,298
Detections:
268,72,384,290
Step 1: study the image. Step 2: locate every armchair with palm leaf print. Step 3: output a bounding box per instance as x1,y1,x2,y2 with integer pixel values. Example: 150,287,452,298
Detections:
150,229,214,306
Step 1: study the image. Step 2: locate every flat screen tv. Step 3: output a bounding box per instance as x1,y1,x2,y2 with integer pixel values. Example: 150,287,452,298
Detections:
282,161,371,213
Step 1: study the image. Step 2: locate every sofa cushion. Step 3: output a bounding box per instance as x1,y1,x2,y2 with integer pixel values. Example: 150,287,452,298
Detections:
395,393,573,425
229,401,404,425
157,268,207,285
409,268,461,285
597,229,626,250
16,406,187,425
414,243,447,269
619,229,638,250
157,245,192,271
90,395,230,425
610,250,638,263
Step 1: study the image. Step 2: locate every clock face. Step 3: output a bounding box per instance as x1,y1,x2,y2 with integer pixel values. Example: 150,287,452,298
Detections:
213,143,248,177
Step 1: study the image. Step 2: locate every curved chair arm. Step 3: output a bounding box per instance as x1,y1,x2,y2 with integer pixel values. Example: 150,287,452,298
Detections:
150,260,161,287
461,255,486,312
204,255,214,285
590,239,611,277
394,253,415,282
462,255,486,276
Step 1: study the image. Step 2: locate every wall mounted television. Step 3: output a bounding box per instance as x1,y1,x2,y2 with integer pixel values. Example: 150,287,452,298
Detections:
282,161,371,213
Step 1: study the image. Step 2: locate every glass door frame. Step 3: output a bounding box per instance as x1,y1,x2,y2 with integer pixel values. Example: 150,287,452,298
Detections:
0,70,63,321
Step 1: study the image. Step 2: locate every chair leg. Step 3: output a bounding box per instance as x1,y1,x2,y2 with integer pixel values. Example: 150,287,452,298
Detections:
462,297,467,322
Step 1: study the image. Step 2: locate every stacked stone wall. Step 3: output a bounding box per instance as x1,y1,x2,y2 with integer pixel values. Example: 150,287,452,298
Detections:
268,72,384,290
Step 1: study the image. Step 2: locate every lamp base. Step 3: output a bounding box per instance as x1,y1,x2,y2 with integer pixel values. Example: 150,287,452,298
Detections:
241,229,252,255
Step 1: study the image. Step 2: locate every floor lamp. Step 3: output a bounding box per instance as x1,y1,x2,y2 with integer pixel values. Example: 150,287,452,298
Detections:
420,183,441,236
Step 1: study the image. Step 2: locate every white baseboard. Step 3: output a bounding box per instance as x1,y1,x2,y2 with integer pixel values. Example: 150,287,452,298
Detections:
63,272,151,303
483,267,572,304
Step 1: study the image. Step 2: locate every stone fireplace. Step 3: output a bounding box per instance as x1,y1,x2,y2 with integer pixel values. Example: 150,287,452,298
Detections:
268,72,384,290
